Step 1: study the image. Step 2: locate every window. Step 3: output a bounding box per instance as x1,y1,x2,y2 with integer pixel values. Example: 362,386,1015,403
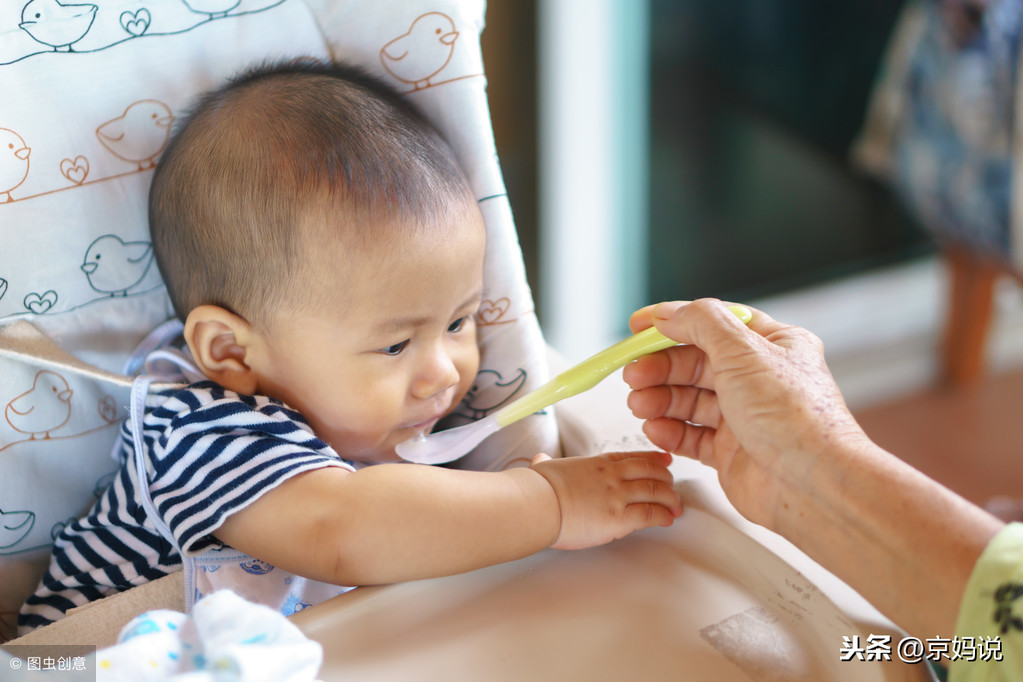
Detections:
534,0,932,357
646,0,930,304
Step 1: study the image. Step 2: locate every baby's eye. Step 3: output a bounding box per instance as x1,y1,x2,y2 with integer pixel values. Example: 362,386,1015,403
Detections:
380,340,410,356
447,317,467,333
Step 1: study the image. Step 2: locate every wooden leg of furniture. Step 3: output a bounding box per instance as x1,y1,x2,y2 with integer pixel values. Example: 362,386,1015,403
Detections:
942,248,1001,388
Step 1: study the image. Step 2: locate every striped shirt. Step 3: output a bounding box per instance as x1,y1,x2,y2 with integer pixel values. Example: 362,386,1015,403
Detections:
18,381,352,632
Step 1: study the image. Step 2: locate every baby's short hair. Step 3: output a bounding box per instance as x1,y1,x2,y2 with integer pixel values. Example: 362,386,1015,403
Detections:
149,59,476,327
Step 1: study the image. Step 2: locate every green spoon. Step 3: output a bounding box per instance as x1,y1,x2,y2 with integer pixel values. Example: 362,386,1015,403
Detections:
395,304,753,464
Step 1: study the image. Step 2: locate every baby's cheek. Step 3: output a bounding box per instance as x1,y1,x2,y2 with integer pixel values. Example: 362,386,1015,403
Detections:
456,345,481,402
309,402,385,441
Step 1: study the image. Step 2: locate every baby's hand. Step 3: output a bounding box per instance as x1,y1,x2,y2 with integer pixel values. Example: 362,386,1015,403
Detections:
529,451,682,550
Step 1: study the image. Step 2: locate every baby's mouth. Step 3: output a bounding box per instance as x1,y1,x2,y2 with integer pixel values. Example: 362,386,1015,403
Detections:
407,392,461,434
411,417,438,431
406,414,443,435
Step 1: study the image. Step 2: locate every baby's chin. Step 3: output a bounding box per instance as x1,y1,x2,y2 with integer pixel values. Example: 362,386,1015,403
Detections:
337,436,414,465
334,407,464,465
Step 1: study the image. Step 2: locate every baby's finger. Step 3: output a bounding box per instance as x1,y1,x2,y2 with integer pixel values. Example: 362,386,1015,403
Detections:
602,450,673,467
613,454,676,486
623,477,683,517
621,501,680,532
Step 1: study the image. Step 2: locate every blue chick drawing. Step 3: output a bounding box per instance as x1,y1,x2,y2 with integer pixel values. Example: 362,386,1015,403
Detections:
458,368,527,420
19,0,98,52
81,234,155,296
0,508,35,553
182,0,241,21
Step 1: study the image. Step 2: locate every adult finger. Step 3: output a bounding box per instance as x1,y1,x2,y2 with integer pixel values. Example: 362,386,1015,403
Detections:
651,299,750,345
629,302,683,333
641,417,716,463
628,299,782,392
627,384,722,429
622,343,713,391
651,299,794,346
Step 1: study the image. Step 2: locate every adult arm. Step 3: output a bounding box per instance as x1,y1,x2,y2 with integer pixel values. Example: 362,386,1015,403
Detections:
623,299,1003,639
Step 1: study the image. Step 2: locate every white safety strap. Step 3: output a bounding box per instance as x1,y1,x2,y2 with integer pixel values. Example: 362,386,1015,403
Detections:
122,319,186,376
130,374,178,548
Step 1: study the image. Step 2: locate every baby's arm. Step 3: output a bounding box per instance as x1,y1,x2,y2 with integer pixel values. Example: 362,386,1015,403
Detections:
213,451,681,586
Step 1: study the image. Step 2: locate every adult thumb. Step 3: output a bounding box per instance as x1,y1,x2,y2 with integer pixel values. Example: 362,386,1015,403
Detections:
651,299,755,355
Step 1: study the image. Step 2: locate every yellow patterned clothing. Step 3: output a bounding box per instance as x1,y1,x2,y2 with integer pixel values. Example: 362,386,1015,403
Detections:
951,523,1023,681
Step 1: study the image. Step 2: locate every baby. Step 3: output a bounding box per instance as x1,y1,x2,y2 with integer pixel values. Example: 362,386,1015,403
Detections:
19,60,681,632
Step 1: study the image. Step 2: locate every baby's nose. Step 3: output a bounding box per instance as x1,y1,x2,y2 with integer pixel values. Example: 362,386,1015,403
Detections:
413,347,460,399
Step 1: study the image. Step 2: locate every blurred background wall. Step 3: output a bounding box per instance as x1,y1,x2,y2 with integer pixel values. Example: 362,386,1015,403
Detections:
482,0,1023,408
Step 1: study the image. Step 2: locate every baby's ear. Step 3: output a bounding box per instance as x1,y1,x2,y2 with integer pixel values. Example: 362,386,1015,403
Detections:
184,305,259,395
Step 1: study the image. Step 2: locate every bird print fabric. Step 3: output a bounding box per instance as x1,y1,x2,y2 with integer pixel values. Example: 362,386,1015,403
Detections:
4,370,73,440
0,0,485,324
380,12,459,90
18,0,98,53
0,128,30,203
183,0,241,20
0,1,302,324
1,5,333,639
3,0,286,65
80,235,155,296
95,100,174,171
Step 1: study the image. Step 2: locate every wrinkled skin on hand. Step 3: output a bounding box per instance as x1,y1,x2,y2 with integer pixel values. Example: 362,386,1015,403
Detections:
624,299,872,532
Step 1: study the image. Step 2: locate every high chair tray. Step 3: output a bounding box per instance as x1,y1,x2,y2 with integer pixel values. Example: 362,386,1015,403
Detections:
290,475,929,682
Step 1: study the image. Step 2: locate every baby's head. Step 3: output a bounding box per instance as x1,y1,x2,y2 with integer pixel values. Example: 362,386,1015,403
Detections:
149,59,485,463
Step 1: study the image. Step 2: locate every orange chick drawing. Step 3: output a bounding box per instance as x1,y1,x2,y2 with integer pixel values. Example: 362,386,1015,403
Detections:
96,100,175,170
1,128,31,203
380,12,459,90
5,370,73,440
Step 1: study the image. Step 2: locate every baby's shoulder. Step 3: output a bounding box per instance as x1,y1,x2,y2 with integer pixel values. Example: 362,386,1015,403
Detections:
136,381,348,475
152,381,292,417
146,380,313,440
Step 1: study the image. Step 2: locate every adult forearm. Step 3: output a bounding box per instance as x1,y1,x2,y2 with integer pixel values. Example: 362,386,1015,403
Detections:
777,439,1003,639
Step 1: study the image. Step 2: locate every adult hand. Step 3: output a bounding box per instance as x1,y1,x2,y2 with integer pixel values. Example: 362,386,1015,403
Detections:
625,299,1003,641
623,299,872,532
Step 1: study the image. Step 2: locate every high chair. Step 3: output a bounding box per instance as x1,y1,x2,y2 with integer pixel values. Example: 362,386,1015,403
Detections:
1,1,929,679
